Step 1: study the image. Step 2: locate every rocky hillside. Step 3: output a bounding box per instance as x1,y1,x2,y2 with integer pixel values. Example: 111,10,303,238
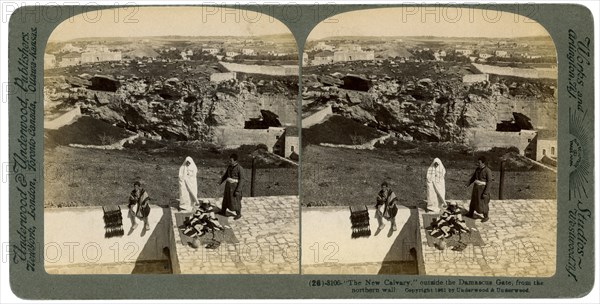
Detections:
302,61,557,143
44,61,298,141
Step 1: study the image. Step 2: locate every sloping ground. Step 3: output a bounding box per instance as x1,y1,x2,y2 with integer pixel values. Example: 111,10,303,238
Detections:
302,115,383,146
301,144,557,207
45,116,134,148
123,139,296,168
124,46,160,59
44,145,297,208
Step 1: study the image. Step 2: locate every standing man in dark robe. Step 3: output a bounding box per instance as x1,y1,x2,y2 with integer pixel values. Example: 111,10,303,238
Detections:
466,156,493,222
219,153,244,220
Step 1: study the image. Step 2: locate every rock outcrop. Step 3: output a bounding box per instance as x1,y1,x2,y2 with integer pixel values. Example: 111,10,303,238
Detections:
302,62,557,143
45,73,296,141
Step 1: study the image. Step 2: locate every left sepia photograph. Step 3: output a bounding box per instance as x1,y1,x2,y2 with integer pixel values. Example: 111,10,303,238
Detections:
43,6,300,274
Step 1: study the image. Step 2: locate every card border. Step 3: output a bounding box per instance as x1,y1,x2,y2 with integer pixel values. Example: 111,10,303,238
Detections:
7,3,595,299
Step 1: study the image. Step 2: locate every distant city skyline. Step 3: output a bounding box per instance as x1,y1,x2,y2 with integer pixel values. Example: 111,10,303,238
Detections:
308,7,551,40
49,6,292,42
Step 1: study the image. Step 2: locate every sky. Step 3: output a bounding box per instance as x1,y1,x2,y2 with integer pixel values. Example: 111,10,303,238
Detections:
308,7,551,40
49,6,292,41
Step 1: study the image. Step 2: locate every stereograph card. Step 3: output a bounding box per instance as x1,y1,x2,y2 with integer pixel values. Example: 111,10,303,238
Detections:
4,3,595,300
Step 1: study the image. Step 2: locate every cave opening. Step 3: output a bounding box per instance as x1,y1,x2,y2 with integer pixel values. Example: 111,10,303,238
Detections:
244,109,282,129
496,112,534,132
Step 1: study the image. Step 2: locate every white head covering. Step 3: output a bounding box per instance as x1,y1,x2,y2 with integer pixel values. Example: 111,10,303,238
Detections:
179,156,198,178
179,156,198,209
427,158,446,184
426,158,446,212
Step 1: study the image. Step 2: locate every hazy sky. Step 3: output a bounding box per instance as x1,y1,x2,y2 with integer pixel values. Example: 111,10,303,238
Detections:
309,7,551,40
49,6,291,41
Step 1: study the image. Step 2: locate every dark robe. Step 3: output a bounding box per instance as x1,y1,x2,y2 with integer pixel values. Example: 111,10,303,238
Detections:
129,188,150,218
468,166,492,214
220,163,243,213
376,189,398,219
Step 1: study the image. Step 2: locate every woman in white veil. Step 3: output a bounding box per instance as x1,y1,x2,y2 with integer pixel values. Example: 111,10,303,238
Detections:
179,156,199,211
426,158,446,213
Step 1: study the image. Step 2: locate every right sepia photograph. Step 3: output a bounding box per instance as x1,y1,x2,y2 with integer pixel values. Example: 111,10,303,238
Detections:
301,7,557,276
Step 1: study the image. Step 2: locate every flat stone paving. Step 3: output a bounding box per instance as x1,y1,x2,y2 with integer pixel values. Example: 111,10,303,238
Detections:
171,196,299,274
419,199,556,277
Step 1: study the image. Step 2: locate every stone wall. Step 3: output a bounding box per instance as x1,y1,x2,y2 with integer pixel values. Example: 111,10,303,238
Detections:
284,135,299,159
472,63,557,79
213,127,285,152
220,62,299,76
311,57,334,66
333,50,375,62
302,105,333,128
496,97,557,130
245,94,298,126
45,106,82,130
210,72,237,83
466,129,537,155
463,73,489,83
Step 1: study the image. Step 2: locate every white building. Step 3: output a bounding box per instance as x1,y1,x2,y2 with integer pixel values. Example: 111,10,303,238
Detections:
433,51,446,61
202,48,219,55
81,51,122,64
495,50,509,58
284,126,299,160
522,53,542,59
241,48,255,56
333,50,374,62
44,54,56,69
311,51,334,65
226,51,240,58
85,45,110,53
455,49,473,56
338,44,362,52
313,42,334,52
180,51,190,60
60,43,81,53
59,53,81,67
534,130,557,161
267,51,288,57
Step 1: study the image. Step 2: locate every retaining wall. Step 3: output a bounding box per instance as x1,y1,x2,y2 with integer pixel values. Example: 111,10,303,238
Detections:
44,107,82,130
472,63,557,79
220,62,299,76
302,105,333,128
